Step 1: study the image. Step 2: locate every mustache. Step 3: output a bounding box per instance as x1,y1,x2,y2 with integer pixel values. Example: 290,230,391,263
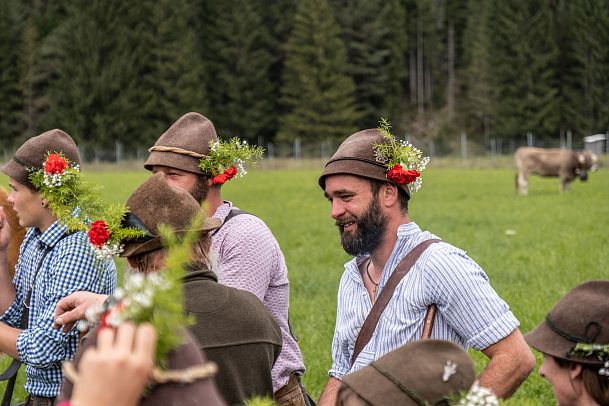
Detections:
335,216,357,227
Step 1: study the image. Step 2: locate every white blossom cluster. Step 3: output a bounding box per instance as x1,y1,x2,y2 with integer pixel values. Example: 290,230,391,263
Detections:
42,165,79,188
457,382,499,406
118,272,169,315
600,360,609,377
234,157,247,177
90,242,123,261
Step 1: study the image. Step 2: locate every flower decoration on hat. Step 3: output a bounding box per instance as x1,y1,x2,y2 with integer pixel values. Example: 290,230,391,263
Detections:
455,382,499,406
198,138,264,185
78,218,202,368
571,342,609,377
29,152,145,263
373,118,430,194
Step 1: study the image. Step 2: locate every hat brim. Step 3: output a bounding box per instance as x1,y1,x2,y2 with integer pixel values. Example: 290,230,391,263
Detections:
120,217,221,258
144,150,204,175
525,321,603,365
341,365,421,406
1,159,35,190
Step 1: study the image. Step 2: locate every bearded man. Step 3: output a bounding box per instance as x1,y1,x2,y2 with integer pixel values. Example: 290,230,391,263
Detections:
316,126,535,405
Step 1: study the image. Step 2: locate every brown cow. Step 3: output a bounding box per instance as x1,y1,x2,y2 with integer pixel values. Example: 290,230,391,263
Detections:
0,186,26,278
515,147,598,195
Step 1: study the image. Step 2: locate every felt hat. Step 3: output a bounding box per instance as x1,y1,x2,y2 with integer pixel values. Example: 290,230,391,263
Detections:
1,129,80,190
338,339,476,405
144,112,218,175
318,129,411,196
525,280,609,365
121,173,221,257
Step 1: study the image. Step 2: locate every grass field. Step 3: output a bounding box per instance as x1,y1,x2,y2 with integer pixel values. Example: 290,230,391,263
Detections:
1,164,608,404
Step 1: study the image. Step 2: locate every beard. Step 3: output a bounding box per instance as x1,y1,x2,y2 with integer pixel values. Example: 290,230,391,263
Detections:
189,175,210,204
337,197,387,256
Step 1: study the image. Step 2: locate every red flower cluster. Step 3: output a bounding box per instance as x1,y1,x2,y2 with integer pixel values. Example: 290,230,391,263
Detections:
211,165,238,185
386,164,420,185
88,220,110,248
44,153,68,175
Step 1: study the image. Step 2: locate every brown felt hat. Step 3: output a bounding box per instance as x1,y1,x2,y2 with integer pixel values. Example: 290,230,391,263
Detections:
318,128,410,196
338,339,476,405
1,129,80,190
121,173,221,257
144,112,218,175
525,280,609,365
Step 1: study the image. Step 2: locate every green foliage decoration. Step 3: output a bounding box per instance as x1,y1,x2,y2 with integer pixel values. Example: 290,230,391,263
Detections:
198,138,264,178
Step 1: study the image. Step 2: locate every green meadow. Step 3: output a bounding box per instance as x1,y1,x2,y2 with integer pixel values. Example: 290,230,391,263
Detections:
1,164,608,404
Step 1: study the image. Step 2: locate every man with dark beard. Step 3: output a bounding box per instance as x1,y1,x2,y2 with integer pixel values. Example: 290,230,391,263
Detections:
316,126,535,405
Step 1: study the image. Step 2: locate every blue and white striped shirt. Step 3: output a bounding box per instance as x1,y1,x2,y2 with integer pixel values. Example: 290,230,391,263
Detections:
0,220,116,397
329,222,519,379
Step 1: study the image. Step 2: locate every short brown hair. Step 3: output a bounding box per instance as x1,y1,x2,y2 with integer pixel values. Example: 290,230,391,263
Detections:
555,357,609,405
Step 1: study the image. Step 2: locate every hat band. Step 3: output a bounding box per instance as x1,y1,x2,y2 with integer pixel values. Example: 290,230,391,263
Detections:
148,146,204,159
122,212,155,241
13,155,38,170
545,314,601,344
370,362,426,406
325,156,387,170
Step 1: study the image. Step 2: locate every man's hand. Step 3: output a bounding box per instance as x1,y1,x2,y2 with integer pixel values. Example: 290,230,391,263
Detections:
70,323,157,406
0,207,11,252
54,291,108,333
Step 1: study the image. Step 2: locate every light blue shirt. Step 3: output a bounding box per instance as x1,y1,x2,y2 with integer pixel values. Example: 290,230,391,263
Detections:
329,222,519,379
0,220,116,397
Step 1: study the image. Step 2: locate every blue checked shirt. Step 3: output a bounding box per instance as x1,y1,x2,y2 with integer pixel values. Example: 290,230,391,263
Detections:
0,220,116,397
329,222,519,379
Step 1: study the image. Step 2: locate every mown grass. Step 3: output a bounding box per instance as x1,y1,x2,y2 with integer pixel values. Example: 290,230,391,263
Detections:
1,165,608,404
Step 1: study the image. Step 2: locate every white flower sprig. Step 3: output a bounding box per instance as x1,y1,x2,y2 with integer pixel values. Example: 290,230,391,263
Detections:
373,118,430,194
198,137,264,184
457,382,500,406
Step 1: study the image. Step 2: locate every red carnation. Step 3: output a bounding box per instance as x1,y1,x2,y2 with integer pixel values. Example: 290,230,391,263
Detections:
88,220,110,248
225,166,238,179
212,173,229,185
386,164,420,185
44,153,68,175
404,169,420,184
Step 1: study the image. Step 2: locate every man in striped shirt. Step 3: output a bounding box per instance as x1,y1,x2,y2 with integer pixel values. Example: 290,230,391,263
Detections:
317,128,535,405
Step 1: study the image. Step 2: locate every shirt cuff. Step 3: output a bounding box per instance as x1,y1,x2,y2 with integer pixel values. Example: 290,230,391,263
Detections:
16,329,30,364
329,367,348,380
466,311,520,350
0,300,21,327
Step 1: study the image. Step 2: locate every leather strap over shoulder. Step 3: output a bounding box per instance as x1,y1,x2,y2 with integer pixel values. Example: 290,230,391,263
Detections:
350,238,441,367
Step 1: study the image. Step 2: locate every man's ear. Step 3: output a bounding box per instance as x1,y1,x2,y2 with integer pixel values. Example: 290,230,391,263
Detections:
568,362,583,381
41,198,50,208
381,183,399,207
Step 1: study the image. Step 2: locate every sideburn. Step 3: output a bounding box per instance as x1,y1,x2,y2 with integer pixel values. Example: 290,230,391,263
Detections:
190,175,210,204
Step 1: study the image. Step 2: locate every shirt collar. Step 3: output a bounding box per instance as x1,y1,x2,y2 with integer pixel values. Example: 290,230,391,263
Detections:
36,219,69,248
344,221,422,280
212,201,235,223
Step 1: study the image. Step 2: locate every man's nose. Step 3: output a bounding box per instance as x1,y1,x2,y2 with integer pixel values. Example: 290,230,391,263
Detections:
331,199,346,220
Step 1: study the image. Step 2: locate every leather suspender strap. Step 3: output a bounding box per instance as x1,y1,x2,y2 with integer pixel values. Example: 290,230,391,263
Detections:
350,238,441,367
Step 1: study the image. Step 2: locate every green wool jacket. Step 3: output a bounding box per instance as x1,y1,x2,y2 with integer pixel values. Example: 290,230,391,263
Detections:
183,266,282,405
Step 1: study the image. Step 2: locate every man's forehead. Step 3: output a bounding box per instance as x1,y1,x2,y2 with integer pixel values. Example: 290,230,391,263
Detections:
324,174,370,193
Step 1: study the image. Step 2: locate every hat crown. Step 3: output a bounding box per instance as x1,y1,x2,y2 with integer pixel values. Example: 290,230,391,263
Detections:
549,281,609,344
144,112,218,174
327,128,384,164
126,173,200,237
1,129,80,190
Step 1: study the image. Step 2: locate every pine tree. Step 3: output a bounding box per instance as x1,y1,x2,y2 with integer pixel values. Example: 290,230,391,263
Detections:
199,0,276,144
333,0,408,129
44,0,153,151
278,0,361,147
143,0,207,140
570,0,609,135
0,0,25,147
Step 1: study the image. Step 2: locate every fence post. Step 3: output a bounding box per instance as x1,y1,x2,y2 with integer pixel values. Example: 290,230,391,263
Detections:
115,141,123,163
268,142,275,160
527,131,534,147
566,130,572,149
428,140,435,157
294,137,301,159
460,132,467,160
